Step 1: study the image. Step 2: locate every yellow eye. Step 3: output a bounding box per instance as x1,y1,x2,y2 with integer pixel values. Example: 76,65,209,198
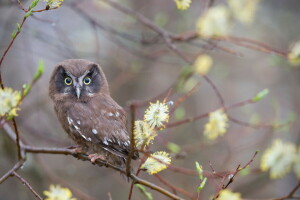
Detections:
64,77,72,85
83,77,91,85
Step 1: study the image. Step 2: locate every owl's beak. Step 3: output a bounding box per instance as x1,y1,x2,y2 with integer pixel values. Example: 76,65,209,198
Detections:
76,87,81,99
74,79,83,99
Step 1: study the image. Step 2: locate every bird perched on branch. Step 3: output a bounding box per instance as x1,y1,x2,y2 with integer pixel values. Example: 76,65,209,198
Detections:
49,59,138,167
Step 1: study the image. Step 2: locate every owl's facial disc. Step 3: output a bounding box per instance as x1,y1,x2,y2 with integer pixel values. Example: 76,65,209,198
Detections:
56,65,101,99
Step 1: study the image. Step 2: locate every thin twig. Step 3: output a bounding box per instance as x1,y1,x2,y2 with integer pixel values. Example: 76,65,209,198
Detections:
100,0,191,63
166,98,268,129
213,151,259,199
126,104,136,176
271,181,300,200
17,0,26,11
128,158,146,200
0,159,25,184
212,36,288,58
71,4,139,43
0,17,27,88
132,174,185,200
12,119,23,160
35,155,97,200
154,174,195,199
223,151,258,189
170,82,201,114
203,75,225,107
12,172,43,200
171,31,288,58
28,147,184,200
103,0,227,111
1,124,184,200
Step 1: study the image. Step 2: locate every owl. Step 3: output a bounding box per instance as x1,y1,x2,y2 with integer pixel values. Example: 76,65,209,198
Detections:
49,59,138,167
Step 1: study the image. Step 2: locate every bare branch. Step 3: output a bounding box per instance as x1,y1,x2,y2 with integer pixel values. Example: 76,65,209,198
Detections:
154,174,196,199
0,159,25,184
12,172,43,200
126,104,136,176
1,124,184,200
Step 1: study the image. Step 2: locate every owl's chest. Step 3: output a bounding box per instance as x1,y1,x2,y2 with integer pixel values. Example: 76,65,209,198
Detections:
55,103,86,140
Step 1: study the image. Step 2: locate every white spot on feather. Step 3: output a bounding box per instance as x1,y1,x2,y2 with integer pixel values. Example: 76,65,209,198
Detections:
74,125,79,130
115,112,120,117
108,112,114,117
103,137,109,145
67,116,73,125
81,134,87,140
77,120,81,125
103,147,109,151
92,129,98,134
88,137,92,141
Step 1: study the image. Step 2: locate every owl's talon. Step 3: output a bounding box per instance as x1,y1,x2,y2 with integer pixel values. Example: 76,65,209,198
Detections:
88,154,105,163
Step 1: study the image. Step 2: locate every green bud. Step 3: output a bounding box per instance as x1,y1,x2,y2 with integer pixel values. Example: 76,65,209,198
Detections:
135,184,153,200
197,177,207,192
16,23,21,32
22,84,32,96
252,88,269,102
176,65,194,91
33,59,45,80
167,142,181,154
7,115,14,120
174,107,185,120
240,167,250,176
11,30,17,39
25,9,33,18
195,161,203,180
29,0,40,10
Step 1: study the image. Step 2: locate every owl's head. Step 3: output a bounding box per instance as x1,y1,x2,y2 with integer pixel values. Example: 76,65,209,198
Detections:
49,59,109,102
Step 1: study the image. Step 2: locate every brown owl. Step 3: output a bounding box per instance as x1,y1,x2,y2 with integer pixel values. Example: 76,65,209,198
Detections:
49,59,138,167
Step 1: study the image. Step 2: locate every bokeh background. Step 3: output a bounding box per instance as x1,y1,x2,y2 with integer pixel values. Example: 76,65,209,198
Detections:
0,0,300,199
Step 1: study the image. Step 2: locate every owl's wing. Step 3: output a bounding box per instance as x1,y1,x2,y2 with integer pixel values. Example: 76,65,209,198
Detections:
66,96,137,159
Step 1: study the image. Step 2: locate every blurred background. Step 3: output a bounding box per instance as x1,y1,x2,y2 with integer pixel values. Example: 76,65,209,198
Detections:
0,0,300,199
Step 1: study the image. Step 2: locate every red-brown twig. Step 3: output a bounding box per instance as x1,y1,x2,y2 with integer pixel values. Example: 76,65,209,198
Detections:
35,155,96,200
12,119,23,160
213,151,259,199
0,17,27,88
28,148,183,200
242,181,300,200
98,1,227,114
126,104,136,176
224,151,258,189
12,172,43,200
16,0,26,11
166,97,272,129
1,123,184,200
211,36,288,58
171,31,288,58
128,149,150,200
0,159,25,184
154,174,196,199
170,82,201,114
271,181,300,200
32,7,58,12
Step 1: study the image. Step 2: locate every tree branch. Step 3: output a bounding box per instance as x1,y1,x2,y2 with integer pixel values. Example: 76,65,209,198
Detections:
12,172,43,200
1,123,185,200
